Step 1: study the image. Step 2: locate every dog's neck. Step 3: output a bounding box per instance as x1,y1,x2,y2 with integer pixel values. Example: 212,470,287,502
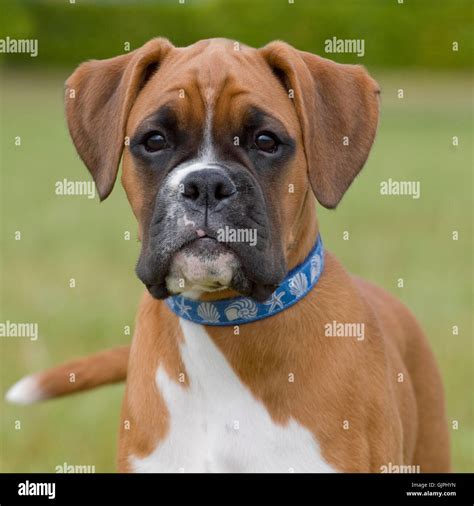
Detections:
166,234,323,325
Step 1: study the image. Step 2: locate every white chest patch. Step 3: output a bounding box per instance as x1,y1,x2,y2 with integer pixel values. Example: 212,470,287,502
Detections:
130,319,336,473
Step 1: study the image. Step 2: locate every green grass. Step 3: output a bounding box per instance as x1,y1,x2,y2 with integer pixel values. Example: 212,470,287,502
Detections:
0,70,472,472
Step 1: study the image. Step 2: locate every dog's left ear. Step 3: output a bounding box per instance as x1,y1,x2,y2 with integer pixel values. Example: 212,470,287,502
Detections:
65,38,173,200
261,41,380,209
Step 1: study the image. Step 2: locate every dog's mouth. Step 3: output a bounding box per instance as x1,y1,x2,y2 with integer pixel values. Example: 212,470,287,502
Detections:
139,227,287,301
137,218,287,302
164,236,241,295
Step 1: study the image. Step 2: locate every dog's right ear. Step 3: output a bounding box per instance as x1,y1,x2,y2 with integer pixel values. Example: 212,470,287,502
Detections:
260,41,380,209
65,38,173,201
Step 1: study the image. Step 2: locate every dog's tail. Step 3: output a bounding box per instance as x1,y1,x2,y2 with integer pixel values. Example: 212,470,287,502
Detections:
5,346,130,405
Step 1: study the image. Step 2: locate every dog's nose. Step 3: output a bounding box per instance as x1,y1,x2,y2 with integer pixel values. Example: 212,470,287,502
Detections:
181,169,236,210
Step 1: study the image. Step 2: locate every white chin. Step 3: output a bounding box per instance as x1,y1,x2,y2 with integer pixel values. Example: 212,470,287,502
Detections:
165,249,238,294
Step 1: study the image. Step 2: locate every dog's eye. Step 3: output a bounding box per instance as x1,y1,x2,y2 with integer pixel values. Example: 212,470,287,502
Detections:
254,132,279,153
143,132,167,152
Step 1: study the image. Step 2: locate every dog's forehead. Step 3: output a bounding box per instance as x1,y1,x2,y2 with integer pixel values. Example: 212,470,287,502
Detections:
128,39,295,129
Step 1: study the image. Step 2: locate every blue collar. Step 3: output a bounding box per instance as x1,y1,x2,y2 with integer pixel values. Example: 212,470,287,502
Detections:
166,235,324,326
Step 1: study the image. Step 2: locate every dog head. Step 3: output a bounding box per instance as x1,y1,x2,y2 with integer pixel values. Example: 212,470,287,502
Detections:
65,38,379,301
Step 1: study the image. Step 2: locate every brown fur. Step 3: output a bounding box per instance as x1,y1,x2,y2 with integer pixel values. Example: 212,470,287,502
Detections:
33,346,129,400
117,254,450,472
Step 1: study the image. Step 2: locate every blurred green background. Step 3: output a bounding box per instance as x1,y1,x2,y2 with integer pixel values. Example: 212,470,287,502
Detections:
0,0,472,472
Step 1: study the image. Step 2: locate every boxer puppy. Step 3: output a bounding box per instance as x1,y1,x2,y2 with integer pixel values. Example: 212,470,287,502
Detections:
6,38,450,473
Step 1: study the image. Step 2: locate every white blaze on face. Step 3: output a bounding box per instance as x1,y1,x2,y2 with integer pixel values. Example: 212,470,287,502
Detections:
200,87,216,161
161,92,240,294
164,88,218,192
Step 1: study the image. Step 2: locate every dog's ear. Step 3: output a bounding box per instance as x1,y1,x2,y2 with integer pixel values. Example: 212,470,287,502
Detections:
65,38,173,201
260,41,380,209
